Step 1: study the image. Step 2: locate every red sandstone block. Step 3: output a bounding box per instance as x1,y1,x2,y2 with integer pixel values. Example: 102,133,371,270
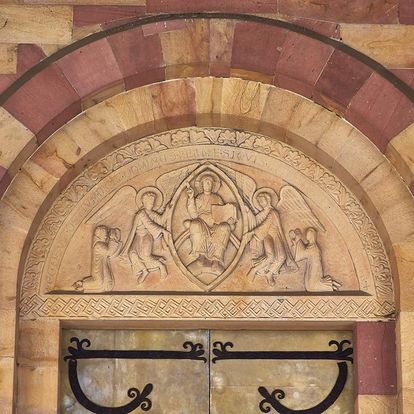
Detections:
287,18,340,38
231,21,287,75
56,38,123,100
279,0,398,23
142,20,187,37
314,49,372,113
0,44,45,94
3,46,81,139
383,94,414,142
147,0,277,13
107,26,164,89
390,68,414,84
399,0,414,24
354,322,397,395
347,73,414,152
275,32,333,97
0,166,10,198
73,6,145,27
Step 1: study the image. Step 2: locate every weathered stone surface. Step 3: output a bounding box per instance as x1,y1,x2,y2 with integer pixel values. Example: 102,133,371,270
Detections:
354,322,397,395
73,5,145,26
399,0,414,24
387,123,414,189
231,21,287,75
347,72,414,152
279,0,398,23
341,24,414,68
314,50,372,113
397,312,414,391
0,44,17,75
275,32,333,98
1,45,81,142
108,26,165,90
0,357,14,414
23,0,144,3
160,20,209,68
0,6,72,44
356,395,397,414
0,107,34,172
147,0,277,12
209,19,235,76
57,38,123,99
0,310,15,358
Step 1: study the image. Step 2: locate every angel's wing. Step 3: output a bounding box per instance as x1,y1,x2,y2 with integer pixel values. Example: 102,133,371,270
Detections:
85,185,138,239
277,186,325,235
155,163,199,209
218,165,257,211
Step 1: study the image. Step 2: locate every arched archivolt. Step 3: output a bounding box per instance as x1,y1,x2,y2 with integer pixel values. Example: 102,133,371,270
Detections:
0,77,412,412
0,14,413,199
0,78,412,318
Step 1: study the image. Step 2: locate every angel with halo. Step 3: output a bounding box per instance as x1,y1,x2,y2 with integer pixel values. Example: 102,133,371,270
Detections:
86,185,171,284
244,186,326,287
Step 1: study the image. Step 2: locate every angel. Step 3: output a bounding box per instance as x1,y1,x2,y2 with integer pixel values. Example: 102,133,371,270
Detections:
289,227,341,292
244,186,325,286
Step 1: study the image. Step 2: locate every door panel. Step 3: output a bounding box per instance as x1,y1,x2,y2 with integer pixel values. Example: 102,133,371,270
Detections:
210,330,353,414
60,329,353,413
60,329,209,414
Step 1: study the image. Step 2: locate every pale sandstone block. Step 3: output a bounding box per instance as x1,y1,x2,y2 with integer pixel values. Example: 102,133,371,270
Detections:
42,100,128,167
397,312,414,390
23,0,144,4
82,81,125,110
16,364,59,414
0,6,72,45
283,98,338,148
341,24,414,68
195,77,223,116
398,387,414,414
165,63,209,79
387,123,414,189
0,107,35,173
0,310,15,357
19,320,59,365
20,159,59,196
2,168,51,220
0,200,37,308
221,78,271,121
393,241,414,312
360,160,414,244
109,87,159,133
0,357,14,414
356,395,397,414
160,20,209,66
261,86,302,132
39,24,102,57
323,126,386,194
229,68,275,84
0,44,16,74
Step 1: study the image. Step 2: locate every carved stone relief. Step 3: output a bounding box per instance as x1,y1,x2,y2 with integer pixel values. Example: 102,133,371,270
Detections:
20,128,395,320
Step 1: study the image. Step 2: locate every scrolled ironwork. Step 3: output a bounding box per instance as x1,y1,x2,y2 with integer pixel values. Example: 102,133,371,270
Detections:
64,337,207,413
